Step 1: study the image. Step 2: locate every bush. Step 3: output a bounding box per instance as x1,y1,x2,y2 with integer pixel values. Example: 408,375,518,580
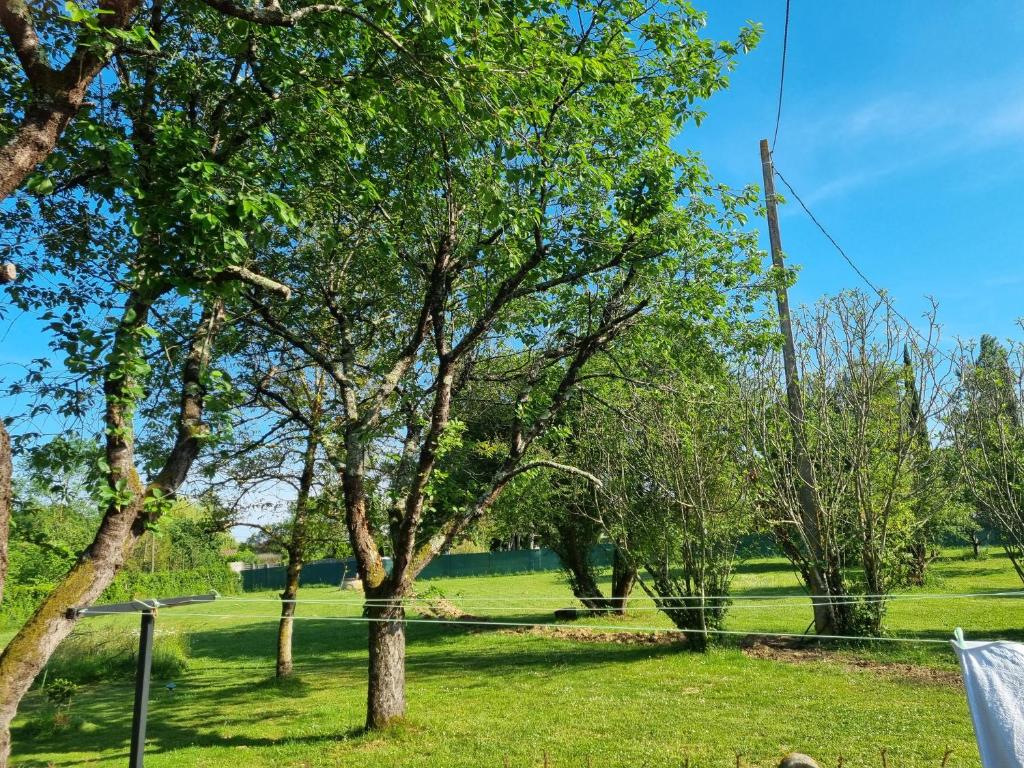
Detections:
44,677,79,709
41,628,190,685
19,676,84,740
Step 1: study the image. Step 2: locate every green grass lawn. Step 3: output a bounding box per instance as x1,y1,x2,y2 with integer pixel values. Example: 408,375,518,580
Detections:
7,549,1024,767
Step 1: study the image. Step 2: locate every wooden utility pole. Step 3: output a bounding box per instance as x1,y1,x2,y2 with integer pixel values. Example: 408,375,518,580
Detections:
759,140,804,426
759,138,835,634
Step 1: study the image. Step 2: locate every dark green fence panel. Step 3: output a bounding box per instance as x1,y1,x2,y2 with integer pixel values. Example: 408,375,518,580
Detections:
240,558,356,591
240,544,614,592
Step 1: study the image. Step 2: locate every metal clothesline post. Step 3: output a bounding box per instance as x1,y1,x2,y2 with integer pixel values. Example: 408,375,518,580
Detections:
129,609,155,768
67,593,217,768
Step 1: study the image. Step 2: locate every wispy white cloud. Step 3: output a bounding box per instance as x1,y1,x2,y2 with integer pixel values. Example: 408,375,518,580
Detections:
974,97,1024,141
777,78,1024,205
982,273,1024,289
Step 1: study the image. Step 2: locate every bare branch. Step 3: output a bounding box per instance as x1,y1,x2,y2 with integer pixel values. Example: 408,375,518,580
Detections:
218,265,292,299
503,459,603,488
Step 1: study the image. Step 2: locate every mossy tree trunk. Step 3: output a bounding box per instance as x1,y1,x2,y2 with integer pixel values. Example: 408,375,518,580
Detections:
0,298,224,768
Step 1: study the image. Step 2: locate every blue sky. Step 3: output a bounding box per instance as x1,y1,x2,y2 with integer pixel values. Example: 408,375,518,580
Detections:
687,0,1024,343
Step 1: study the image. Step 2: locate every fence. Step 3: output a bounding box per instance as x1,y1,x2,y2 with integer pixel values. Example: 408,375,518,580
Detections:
240,545,614,592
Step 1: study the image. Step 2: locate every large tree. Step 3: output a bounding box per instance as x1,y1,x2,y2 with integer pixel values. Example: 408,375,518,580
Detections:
0,3,308,757
243,1,761,728
0,0,449,662
746,291,946,636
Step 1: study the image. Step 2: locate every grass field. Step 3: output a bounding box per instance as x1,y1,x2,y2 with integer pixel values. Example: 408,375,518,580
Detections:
7,548,1024,768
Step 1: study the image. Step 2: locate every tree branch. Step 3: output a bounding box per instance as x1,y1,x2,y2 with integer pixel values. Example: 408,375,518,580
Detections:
0,0,54,85
146,298,227,503
503,459,603,488
196,0,411,57
217,265,292,299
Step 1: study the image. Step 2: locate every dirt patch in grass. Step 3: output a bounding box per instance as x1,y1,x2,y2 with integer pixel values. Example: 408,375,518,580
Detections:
503,625,687,646
412,597,486,622
742,638,962,687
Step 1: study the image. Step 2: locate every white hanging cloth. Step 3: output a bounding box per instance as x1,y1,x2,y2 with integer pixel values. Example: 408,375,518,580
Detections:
952,629,1024,768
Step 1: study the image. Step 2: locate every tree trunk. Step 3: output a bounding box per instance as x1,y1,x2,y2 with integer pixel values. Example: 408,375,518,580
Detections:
550,520,615,613
906,539,927,587
972,532,981,559
276,557,302,678
277,428,316,679
610,547,636,616
365,602,406,729
558,549,606,611
0,497,142,767
0,297,222,767
810,583,839,636
0,422,11,604
688,602,709,652
337,449,404,732
775,533,839,635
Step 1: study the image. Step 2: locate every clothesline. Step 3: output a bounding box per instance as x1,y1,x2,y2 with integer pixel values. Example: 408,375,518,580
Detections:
214,589,1024,608
229,599,834,613
78,609,957,645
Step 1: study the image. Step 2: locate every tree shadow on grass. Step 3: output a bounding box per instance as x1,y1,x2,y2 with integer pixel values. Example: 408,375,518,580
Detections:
185,613,693,671
14,618,694,764
13,725,372,768
12,680,354,764
21,605,995,765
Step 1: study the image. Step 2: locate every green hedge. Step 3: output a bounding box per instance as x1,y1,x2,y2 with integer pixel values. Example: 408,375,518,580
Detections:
1,566,240,629
99,566,240,604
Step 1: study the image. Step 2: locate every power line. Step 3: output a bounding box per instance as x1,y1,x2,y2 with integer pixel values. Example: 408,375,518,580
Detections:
771,0,792,150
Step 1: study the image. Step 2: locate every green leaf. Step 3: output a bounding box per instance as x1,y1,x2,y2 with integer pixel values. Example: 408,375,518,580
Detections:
26,176,54,195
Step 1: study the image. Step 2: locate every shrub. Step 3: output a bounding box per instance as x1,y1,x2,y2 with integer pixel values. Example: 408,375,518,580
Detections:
99,564,240,604
19,677,83,740
44,678,79,710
